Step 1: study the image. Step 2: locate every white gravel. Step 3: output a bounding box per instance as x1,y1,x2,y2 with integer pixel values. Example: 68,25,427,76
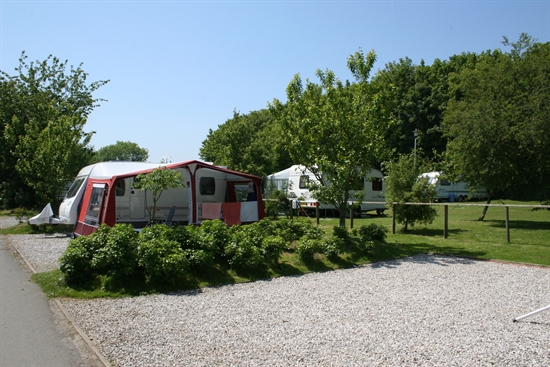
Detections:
5,229,550,366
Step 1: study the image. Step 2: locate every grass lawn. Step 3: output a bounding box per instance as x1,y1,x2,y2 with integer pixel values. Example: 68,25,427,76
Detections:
315,200,550,266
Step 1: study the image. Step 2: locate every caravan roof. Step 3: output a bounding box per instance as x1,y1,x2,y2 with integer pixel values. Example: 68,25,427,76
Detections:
77,162,166,180
268,165,313,180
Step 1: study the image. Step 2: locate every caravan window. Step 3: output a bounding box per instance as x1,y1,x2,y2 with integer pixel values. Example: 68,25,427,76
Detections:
299,175,309,189
84,185,106,226
116,180,125,196
200,177,216,195
372,178,383,191
66,177,85,198
440,179,451,186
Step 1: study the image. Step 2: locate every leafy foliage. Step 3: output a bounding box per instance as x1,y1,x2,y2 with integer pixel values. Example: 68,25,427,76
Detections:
384,152,437,230
0,52,107,209
270,49,393,227
199,109,293,176
444,35,550,203
93,140,149,163
137,226,189,286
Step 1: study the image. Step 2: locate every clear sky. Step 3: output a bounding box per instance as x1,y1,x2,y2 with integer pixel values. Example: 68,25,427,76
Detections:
1,0,549,164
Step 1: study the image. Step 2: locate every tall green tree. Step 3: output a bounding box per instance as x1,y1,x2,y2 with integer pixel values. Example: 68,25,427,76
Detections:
371,52,479,161
270,49,392,226
94,141,149,163
383,152,437,231
199,109,293,176
0,52,107,209
444,34,550,219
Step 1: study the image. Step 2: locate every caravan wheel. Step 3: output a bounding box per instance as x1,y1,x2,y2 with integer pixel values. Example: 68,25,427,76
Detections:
457,195,465,202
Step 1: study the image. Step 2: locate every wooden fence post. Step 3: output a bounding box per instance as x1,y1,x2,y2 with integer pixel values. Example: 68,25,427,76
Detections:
392,203,396,234
505,206,510,242
316,204,320,225
444,205,448,239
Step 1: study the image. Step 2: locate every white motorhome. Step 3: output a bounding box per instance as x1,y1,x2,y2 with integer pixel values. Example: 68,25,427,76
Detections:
52,160,264,236
266,165,386,215
421,172,487,202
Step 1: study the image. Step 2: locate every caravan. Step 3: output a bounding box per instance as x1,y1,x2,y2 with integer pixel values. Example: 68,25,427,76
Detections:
41,160,265,236
266,165,386,215
421,172,487,202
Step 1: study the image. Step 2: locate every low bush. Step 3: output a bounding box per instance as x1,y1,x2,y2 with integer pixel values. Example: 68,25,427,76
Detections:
137,233,189,286
295,238,324,261
92,223,138,281
224,228,264,272
358,223,388,242
58,216,387,291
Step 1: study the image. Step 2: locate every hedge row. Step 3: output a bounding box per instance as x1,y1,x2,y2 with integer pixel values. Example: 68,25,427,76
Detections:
59,218,387,287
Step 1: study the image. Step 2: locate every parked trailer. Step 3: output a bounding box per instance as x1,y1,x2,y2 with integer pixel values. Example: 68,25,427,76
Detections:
31,160,265,236
266,165,386,215
421,172,487,202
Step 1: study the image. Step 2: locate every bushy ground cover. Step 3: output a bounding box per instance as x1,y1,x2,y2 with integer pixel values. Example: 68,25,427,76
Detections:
47,218,387,297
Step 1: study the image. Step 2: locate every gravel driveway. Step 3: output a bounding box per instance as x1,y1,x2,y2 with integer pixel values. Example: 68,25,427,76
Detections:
6,231,550,366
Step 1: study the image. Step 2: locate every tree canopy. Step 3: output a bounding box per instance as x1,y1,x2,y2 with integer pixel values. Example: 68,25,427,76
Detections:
94,141,149,163
199,109,293,177
444,34,550,211
0,52,108,209
270,49,393,226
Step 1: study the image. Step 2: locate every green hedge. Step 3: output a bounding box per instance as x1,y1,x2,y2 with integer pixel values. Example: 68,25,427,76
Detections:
59,219,391,287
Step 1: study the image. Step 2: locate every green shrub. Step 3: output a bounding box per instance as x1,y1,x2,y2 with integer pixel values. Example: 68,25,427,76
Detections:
182,248,215,271
322,237,344,259
265,189,290,218
358,223,388,241
137,235,189,286
303,223,325,240
59,237,94,285
261,235,287,266
59,224,112,285
224,228,264,271
295,238,324,261
92,223,138,280
332,226,349,241
170,225,200,249
197,219,231,255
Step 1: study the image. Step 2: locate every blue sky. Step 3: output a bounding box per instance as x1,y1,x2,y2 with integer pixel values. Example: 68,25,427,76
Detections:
2,0,549,164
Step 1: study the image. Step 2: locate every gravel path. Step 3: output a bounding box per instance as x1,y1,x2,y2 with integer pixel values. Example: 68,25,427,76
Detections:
4,227,550,366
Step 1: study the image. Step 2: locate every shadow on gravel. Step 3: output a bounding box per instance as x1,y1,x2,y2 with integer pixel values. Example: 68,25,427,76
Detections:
369,241,486,269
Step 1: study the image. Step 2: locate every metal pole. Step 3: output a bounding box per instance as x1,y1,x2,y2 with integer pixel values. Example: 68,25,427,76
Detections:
350,209,354,229
513,305,550,322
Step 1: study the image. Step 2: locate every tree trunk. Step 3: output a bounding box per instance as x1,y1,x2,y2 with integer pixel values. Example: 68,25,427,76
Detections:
478,196,492,221
339,210,346,227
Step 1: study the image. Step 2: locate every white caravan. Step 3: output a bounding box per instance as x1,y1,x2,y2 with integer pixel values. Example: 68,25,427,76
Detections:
266,165,386,215
421,172,487,202
54,160,264,237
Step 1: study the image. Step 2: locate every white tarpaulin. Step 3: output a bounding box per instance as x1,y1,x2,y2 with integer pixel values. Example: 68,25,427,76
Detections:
29,203,61,225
